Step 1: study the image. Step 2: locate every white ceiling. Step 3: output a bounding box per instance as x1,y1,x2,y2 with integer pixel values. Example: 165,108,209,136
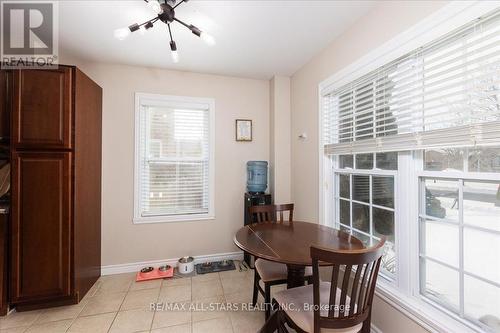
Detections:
59,1,376,79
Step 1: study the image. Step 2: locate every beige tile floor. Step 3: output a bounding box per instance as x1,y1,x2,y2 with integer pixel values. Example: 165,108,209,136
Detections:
0,268,287,333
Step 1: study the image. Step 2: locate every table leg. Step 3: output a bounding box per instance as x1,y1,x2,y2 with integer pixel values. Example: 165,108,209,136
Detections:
286,264,306,289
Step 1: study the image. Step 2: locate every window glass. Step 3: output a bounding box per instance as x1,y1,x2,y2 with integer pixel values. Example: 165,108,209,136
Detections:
463,181,500,232
468,146,500,173
339,199,350,226
373,176,394,208
339,154,354,168
424,179,459,220
352,175,370,203
355,153,374,169
420,175,500,329
334,164,396,277
143,107,209,217
339,174,350,199
464,275,500,324
421,219,459,267
373,208,394,241
376,152,398,170
136,96,213,222
464,228,500,284
378,238,396,274
352,202,369,233
421,259,460,312
424,149,464,171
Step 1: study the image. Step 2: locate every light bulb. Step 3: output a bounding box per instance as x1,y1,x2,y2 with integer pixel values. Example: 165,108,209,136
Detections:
114,27,130,40
171,50,179,63
200,32,215,46
147,0,162,14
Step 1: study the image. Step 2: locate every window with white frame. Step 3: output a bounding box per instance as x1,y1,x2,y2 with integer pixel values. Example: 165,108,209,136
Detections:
334,152,398,278
419,147,500,327
321,8,500,333
134,93,215,223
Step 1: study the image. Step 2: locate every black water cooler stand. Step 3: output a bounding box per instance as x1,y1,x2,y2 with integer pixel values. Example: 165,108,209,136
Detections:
243,192,272,268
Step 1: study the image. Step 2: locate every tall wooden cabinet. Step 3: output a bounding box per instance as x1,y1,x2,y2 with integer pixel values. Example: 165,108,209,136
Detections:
1,66,102,311
0,71,10,316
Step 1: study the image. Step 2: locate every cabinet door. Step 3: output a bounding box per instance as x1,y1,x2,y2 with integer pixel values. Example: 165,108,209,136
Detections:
10,152,72,303
12,68,72,149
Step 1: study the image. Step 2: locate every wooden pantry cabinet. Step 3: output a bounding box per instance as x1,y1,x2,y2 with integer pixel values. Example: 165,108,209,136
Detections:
0,66,102,311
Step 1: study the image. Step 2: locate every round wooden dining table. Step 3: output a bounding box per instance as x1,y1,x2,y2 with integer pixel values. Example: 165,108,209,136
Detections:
234,221,364,288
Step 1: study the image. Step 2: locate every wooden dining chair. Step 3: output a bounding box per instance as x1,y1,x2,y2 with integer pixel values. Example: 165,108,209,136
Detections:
250,204,278,223
275,203,294,222
272,238,386,333
249,204,312,319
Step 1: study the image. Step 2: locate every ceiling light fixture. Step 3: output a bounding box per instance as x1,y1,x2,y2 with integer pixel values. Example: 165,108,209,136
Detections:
114,0,216,63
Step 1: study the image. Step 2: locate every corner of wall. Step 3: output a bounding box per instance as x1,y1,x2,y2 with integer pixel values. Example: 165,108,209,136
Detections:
269,75,292,203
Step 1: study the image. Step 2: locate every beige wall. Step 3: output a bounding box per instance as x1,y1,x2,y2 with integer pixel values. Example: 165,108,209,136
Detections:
269,76,292,203
61,58,269,266
289,1,449,332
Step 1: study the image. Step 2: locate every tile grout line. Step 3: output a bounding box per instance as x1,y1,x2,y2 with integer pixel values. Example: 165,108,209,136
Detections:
191,273,236,333
150,276,192,332
148,279,162,332
66,281,103,332
64,294,94,333
23,310,42,332
219,273,237,333
106,277,133,333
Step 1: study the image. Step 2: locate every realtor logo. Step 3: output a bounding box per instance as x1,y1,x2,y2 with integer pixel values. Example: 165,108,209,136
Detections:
1,1,58,68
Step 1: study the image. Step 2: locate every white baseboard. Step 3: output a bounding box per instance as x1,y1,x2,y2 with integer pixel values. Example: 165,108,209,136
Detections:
101,251,244,276
371,324,383,333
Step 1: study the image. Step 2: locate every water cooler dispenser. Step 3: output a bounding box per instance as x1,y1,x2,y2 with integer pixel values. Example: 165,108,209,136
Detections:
243,161,271,267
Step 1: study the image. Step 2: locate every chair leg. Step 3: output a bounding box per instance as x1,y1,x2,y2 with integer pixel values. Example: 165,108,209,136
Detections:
258,309,279,333
277,309,289,333
361,311,372,333
264,283,271,320
252,269,260,306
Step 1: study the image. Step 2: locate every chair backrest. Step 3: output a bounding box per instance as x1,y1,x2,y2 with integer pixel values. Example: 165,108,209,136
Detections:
310,238,386,333
249,204,276,223
249,203,294,224
274,203,294,222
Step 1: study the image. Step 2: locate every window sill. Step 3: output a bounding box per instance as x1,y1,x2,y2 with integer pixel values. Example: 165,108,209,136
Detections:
133,214,215,224
375,281,480,333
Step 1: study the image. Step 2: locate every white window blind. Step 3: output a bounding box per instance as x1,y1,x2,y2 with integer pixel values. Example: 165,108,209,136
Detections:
323,9,500,155
135,94,214,222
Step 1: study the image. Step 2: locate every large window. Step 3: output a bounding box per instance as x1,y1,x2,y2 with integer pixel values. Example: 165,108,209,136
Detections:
329,150,500,332
419,149,500,327
321,6,500,333
134,93,215,223
334,152,397,277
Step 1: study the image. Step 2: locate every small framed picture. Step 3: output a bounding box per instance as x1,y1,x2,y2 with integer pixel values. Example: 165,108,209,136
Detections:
235,119,252,141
